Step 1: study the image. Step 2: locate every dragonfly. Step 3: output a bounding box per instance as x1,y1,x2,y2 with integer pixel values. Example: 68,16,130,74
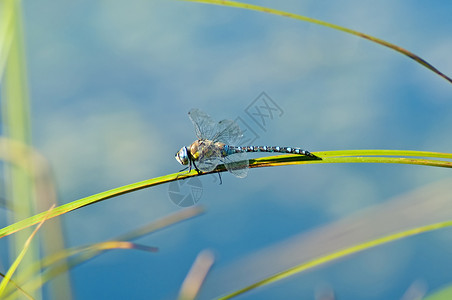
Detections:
175,109,318,179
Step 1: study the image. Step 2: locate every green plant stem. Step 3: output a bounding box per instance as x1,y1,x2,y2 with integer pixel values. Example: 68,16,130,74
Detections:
218,220,452,299
0,150,451,239
180,0,452,84
1,0,41,298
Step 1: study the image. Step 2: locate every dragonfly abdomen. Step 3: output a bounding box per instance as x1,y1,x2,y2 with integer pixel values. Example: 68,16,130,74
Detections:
226,145,316,157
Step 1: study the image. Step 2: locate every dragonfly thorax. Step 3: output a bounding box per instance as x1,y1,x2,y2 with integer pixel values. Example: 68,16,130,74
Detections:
175,140,228,167
189,139,227,162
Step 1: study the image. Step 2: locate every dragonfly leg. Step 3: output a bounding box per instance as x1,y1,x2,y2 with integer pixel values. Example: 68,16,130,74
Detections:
175,166,190,181
191,160,203,175
178,166,189,172
217,172,222,185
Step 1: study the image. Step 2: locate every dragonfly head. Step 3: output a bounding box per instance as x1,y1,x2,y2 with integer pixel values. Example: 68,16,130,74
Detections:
175,146,189,166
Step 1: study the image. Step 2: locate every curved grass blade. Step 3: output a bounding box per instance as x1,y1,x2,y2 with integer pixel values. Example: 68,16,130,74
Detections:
4,206,204,299
0,150,451,239
423,284,452,300
0,273,33,300
248,150,452,169
0,171,195,239
205,178,452,298
180,0,452,84
315,149,452,159
0,205,54,298
41,241,159,274
43,205,204,271
218,220,452,299
0,137,73,299
4,241,158,300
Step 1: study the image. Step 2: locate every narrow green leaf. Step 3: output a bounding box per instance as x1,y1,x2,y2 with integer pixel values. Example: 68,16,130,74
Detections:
3,206,204,299
0,273,33,300
180,0,452,84
0,1,14,81
0,205,54,298
1,0,43,298
219,220,452,299
423,284,452,300
0,150,450,240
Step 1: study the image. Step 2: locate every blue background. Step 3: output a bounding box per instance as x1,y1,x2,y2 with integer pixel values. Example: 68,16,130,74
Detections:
4,0,452,299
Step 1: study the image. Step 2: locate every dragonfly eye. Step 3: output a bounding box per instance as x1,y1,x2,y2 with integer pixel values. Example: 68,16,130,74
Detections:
175,147,189,165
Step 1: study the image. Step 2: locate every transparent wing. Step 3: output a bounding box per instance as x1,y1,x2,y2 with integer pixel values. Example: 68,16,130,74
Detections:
196,156,222,173
223,152,249,178
188,109,244,145
188,109,217,140
211,119,243,145
195,142,222,172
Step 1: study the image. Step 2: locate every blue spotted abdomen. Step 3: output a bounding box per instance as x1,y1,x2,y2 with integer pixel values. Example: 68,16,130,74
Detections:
225,145,316,158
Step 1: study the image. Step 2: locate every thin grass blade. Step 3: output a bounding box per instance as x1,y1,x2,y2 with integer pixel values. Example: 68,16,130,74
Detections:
180,0,452,84
0,150,451,240
219,220,452,299
202,178,452,299
0,205,54,298
4,206,204,298
0,273,33,300
423,284,452,300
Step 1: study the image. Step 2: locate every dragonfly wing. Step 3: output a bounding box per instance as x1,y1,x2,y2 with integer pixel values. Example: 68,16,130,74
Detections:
195,142,222,172
188,109,217,140
212,119,243,145
223,152,249,178
196,156,222,173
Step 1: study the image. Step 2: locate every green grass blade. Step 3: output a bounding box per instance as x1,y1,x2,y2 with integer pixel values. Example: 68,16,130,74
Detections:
0,138,73,299
0,171,190,239
113,205,205,242
210,178,452,298
218,220,452,299
0,273,33,300
0,205,53,298
249,153,452,169
314,149,452,159
423,284,452,300
0,0,43,298
180,0,452,84
3,206,204,298
0,1,14,81
43,206,204,271
0,150,451,239
4,242,158,300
